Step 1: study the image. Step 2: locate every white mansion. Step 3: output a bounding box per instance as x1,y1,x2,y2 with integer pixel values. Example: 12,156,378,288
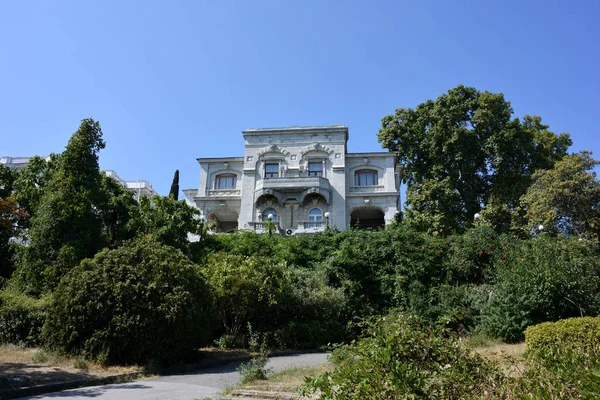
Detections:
184,125,401,234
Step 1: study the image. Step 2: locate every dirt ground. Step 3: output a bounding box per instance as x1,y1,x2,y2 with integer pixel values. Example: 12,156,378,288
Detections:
0,346,140,391
472,341,527,377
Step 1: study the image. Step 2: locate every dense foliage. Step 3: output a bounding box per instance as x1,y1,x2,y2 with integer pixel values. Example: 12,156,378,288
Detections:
304,312,504,399
0,288,47,346
378,85,571,234
43,237,214,365
525,316,600,361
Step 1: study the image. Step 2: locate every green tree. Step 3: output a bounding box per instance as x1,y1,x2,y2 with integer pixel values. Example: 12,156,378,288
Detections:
169,169,179,200
43,237,214,365
0,164,25,280
520,151,600,238
16,119,106,294
13,155,56,223
378,85,571,234
97,173,140,247
137,194,201,254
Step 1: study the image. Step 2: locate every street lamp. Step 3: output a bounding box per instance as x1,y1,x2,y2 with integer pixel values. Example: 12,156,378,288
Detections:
538,225,544,232
199,214,207,239
267,213,274,237
324,212,330,228
474,213,481,220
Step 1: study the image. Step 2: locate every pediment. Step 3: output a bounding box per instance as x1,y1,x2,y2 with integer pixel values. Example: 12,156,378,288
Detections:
299,143,334,157
257,144,290,158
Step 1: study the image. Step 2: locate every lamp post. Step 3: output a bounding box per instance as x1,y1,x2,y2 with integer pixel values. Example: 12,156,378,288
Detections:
199,214,206,240
267,213,274,237
324,212,330,228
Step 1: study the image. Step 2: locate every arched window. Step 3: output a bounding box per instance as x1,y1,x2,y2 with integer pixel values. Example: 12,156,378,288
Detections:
214,174,237,189
308,208,323,221
262,208,277,222
354,169,379,186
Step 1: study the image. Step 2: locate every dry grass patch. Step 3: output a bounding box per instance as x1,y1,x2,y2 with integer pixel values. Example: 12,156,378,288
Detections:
230,363,333,394
462,335,526,377
0,345,141,391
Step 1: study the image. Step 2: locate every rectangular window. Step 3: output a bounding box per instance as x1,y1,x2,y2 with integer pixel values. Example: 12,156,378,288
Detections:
308,162,323,177
215,174,236,189
265,163,279,179
355,170,378,186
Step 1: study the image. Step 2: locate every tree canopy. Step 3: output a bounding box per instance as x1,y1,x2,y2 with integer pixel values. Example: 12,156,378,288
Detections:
378,85,571,234
520,151,600,238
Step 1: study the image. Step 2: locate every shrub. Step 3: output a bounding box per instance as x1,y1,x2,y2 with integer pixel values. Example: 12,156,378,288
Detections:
480,235,600,342
202,253,288,340
43,237,215,365
303,312,504,399
274,268,348,349
525,316,600,363
237,353,272,384
0,288,47,346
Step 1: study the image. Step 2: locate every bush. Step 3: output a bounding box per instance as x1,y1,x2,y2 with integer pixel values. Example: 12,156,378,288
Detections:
525,316,600,362
202,253,288,341
43,237,215,365
237,353,272,384
303,312,504,399
0,288,47,346
480,235,600,342
274,268,348,349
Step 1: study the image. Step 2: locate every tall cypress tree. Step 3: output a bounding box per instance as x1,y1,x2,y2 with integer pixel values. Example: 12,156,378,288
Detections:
169,169,180,200
18,119,106,294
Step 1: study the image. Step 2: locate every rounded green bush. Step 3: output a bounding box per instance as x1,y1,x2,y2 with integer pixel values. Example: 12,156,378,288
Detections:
0,288,47,346
525,316,600,362
43,237,215,365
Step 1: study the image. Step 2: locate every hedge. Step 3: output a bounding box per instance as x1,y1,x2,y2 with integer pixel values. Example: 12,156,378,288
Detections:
525,316,600,361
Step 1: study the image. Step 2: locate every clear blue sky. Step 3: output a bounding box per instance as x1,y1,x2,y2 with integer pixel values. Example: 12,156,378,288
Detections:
1,0,599,198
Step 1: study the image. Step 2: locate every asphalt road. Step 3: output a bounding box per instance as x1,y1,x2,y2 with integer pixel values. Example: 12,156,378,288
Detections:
22,352,329,400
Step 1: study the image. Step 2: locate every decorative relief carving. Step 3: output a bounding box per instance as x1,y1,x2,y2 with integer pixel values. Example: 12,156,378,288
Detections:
208,189,241,196
257,144,291,158
299,143,334,157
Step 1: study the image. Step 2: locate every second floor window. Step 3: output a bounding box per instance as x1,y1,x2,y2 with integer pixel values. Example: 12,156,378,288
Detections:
265,163,279,179
214,174,236,189
355,169,379,186
308,208,323,221
308,162,323,177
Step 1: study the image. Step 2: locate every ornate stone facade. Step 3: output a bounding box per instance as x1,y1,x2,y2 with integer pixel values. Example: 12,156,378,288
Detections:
184,126,401,233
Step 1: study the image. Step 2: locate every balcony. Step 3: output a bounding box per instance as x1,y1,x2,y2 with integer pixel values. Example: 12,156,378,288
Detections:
255,176,331,203
294,220,327,234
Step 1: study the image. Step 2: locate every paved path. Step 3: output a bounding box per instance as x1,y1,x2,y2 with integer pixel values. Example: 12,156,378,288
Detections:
22,353,329,400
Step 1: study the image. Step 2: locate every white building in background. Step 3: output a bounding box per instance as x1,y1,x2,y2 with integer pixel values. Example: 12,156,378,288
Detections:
0,156,50,170
184,125,401,234
1,157,158,201
104,170,158,201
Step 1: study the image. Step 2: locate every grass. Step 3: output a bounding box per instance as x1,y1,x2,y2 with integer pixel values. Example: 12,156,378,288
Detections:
461,334,527,377
223,363,333,395
0,344,142,390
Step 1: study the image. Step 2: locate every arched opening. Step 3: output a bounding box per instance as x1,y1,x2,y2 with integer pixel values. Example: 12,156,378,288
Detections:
350,208,385,230
208,211,239,233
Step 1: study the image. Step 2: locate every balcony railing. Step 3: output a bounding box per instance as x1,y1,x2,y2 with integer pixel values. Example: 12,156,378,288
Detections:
255,176,330,192
248,221,280,234
207,189,241,197
301,221,325,229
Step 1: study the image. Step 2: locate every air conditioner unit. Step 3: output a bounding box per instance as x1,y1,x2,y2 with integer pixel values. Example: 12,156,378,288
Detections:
286,229,294,236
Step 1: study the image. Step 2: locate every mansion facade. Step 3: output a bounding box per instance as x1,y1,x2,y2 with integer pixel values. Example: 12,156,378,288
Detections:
184,126,401,234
